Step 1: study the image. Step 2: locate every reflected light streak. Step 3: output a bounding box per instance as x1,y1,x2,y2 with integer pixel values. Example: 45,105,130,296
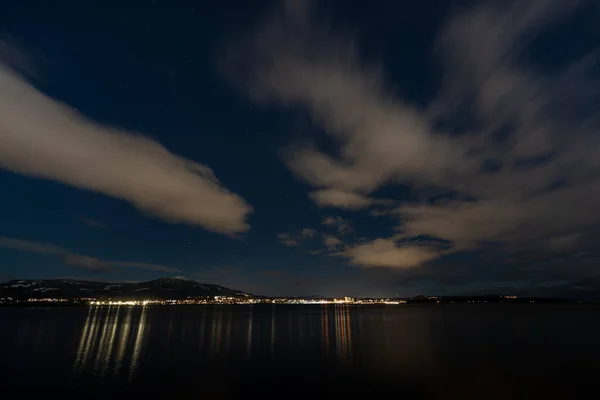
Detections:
93,307,114,373
128,306,148,382
114,306,133,375
246,311,253,358
73,306,96,373
334,305,353,364
225,311,232,354
73,305,149,380
199,308,206,352
74,305,102,375
212,311,223,354
321,305,329,354
100,306,120,376
270,306,275,356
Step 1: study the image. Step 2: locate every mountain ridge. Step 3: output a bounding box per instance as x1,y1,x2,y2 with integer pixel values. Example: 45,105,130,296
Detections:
0,277,251,300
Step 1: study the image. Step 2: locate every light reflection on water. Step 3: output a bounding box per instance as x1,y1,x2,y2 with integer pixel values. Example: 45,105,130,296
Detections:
2,305,600,398
70,305,360,377
334,305,352,364
72,306,148,380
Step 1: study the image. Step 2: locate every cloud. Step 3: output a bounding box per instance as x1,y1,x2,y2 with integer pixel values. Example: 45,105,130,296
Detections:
0,48,252,235
393,0,600,252
322,234,342,250
277,226,347,253
0,236,180,273
0,39,39,80
225,1,470,195
276,232,300,247
322,216,352,234
277,226,345,253
229,0,600,269
299,228,317,238
309,189,386,210
276,228,318,247
322,216,339,226
336,239,439,269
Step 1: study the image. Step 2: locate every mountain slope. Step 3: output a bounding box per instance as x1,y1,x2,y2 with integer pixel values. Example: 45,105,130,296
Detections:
0,277,251,300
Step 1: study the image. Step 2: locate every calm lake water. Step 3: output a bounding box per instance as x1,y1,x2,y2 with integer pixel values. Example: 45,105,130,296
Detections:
0,305,598,399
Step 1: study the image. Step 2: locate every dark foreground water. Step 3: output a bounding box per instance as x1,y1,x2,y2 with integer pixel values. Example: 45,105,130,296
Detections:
0,305,598,399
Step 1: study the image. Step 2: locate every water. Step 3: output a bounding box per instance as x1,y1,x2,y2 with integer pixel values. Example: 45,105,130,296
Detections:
0,304,598,399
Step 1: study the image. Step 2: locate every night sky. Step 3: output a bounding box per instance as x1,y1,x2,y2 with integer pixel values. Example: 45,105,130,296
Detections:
1,0,599,297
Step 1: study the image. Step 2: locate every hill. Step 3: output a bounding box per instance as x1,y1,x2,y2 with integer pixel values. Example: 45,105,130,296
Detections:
0,277,250,300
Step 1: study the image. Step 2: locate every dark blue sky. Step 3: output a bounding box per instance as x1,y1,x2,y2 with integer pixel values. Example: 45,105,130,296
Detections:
1,0,599,297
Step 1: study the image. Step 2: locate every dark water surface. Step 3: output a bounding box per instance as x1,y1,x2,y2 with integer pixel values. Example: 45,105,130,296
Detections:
1,305,598,399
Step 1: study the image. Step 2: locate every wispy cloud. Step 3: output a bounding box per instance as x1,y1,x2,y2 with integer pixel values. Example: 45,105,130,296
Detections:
322,216,352,234
277,226,345,254
79,217,106,229
228,0,600,269
299,228,317,238
322,234,342,250
276,228,318,247
0,236,180,273
276,232,300,247
0,45,252,235
309,189,390,210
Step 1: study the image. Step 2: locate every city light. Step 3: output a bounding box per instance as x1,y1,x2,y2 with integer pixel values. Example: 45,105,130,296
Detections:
85,296,407,306
0,295,408,306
